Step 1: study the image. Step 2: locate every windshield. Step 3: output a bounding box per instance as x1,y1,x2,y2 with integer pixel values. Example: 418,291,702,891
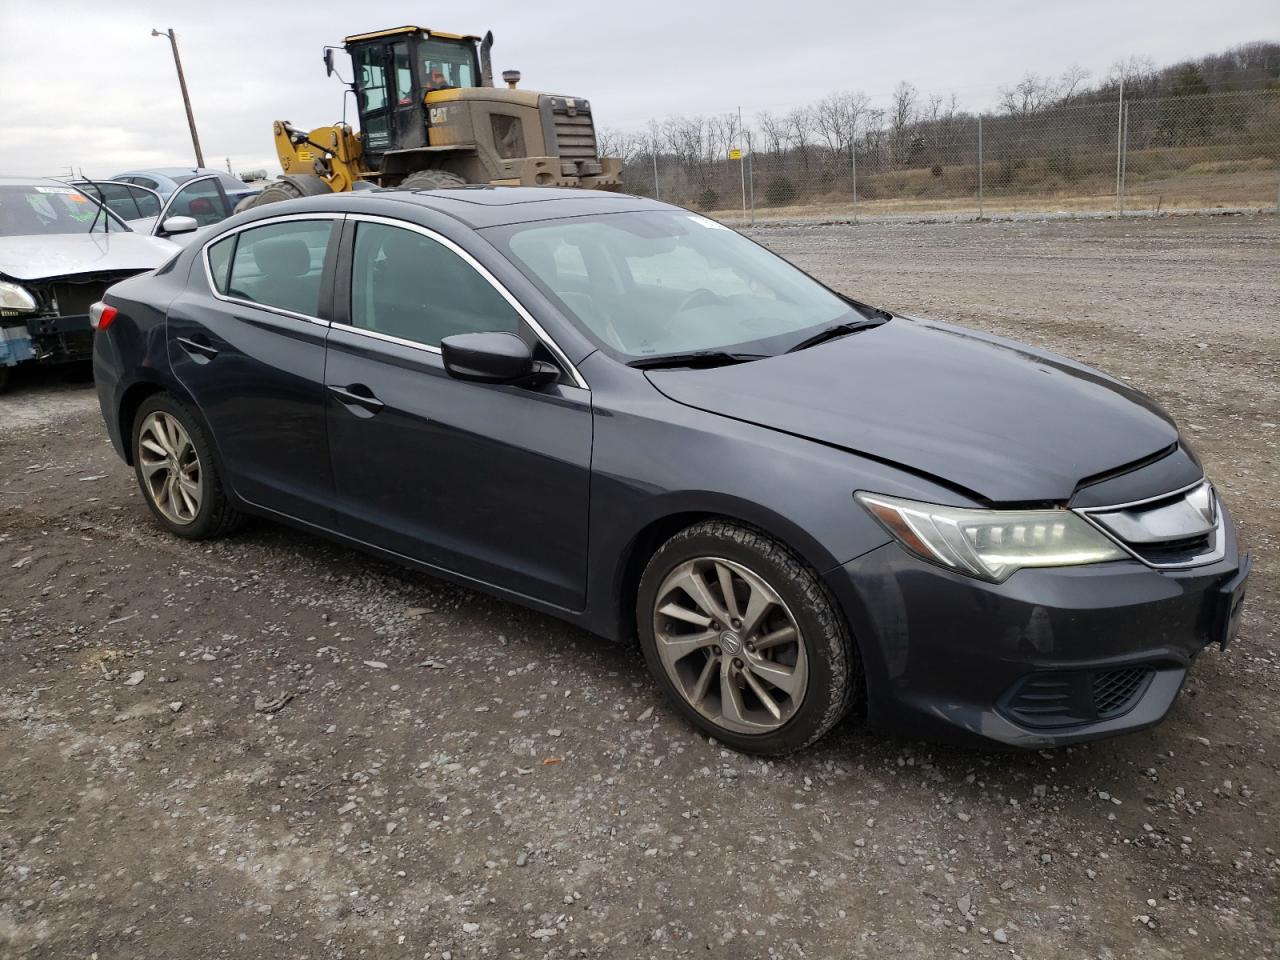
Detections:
0,184,127,236
490,211,855,359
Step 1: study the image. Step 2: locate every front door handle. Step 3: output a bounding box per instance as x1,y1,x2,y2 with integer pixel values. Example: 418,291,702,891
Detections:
327,383,385,415
176,335,218,361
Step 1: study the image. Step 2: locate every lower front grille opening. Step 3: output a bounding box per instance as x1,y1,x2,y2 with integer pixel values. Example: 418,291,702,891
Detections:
1001,666,1156,729
1092,667,1152,718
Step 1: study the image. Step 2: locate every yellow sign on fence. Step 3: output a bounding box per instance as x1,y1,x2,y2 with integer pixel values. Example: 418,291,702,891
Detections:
728,148,742,161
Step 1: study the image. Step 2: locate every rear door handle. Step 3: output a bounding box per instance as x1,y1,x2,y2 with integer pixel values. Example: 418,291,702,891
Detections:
176,335,218,361
327,383,385,415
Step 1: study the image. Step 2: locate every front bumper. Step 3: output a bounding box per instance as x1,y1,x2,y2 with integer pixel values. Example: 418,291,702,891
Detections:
825,501,1246,748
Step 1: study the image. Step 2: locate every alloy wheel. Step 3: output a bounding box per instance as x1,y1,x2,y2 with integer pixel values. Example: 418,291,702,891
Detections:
138,411,202,525
652,556,809,735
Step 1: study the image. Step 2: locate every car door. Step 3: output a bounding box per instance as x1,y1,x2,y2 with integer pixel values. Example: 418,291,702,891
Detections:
155,175,234,244
324,215,593,609
167,214,340,525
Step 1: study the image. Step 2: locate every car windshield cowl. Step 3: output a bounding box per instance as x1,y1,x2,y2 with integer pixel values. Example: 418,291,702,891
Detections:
628,350,772,371
785,316,889,354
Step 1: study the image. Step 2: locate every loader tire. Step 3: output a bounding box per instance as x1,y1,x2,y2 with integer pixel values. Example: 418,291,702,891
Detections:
399,170,467,191
252,174,333,208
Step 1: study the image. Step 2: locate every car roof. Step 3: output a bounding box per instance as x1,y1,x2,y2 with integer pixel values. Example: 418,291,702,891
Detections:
248,187,675,229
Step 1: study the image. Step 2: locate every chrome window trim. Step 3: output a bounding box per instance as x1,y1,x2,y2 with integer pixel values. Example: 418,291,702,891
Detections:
200,212,338,328
1074,479,1227,569
332,322,442,356
344,213,589,390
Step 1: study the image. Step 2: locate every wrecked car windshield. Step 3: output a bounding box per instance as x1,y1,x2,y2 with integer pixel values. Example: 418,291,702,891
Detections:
0,184,126,236
490,210,856,359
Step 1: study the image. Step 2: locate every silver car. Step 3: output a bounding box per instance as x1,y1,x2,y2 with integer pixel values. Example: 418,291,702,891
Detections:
0,177,181,392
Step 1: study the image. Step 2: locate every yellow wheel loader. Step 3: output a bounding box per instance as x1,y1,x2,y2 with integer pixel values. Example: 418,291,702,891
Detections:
245,25,622,209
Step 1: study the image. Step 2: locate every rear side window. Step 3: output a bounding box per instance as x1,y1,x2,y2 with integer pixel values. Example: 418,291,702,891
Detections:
206,235,235,293
349,222,521,347
224,220,333,317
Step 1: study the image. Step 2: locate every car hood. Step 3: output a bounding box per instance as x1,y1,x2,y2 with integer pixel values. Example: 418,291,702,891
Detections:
645,318,1179,504
0,231,177,282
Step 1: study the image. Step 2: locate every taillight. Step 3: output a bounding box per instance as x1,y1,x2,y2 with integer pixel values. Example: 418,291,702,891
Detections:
89,301,118,331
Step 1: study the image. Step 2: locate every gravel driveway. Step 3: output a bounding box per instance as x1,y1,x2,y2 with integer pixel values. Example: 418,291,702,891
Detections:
1,213,1276,959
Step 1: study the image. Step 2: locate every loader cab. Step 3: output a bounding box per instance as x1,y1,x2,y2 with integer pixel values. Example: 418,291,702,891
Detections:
342,27,483,162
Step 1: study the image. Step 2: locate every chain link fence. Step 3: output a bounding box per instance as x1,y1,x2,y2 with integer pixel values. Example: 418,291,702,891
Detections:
608,89,1280,223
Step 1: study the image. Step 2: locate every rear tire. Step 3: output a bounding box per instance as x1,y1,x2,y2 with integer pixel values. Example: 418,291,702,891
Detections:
131,394,244,540
637,520,862,755
252,174,333,208
398,169,467,191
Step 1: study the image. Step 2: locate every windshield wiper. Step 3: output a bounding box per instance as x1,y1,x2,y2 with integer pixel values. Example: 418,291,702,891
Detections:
628,350,770,371
785,317,887,354
83,183,107,235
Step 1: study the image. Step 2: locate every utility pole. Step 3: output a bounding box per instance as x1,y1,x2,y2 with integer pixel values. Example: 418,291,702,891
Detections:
152,28,205,168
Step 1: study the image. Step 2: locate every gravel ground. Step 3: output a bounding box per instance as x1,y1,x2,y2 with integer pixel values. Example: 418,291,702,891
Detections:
1,214,1277,959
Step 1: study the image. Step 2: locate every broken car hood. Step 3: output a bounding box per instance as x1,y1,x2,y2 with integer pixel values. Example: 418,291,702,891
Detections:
645,318,1179,504
0,231,177,282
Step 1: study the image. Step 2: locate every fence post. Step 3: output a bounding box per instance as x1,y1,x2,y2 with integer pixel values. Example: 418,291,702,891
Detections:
1119,101,1130,215
850,121,858,224
652,150,660,201
1114,78,1125,209
738,106,747,224
977,115,983,219
747,130,755,227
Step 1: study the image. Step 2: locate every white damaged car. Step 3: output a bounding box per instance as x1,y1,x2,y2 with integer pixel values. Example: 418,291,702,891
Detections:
0,177,199,393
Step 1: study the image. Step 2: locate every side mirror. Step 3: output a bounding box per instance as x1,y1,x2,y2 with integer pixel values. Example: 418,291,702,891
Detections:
324,48,335,77
159,215,198,235
441,332,558,387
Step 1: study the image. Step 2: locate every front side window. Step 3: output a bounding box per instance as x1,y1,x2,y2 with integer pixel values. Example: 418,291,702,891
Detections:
491,210,855,358
349,221,521,348
166,178,229,227
224,220,333,317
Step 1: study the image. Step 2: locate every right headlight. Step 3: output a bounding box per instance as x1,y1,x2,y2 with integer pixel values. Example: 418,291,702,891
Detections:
0,280,38,317
856,491,1127,582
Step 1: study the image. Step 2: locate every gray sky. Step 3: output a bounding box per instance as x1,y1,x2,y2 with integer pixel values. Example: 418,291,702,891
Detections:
1,0,1274,178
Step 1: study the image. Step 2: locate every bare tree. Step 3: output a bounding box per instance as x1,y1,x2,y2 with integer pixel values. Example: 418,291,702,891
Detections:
813,91,870,155
786,106,815,171
888,82,918,166
921,92,964,166
754,110,788,169
1000,66,1093,117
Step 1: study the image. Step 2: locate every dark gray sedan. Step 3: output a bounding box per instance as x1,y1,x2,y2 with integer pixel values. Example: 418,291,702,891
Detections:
89,188,1250,753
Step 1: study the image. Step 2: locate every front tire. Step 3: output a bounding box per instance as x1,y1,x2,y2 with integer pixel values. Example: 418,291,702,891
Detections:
132,394,243,540
637,521,862,755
